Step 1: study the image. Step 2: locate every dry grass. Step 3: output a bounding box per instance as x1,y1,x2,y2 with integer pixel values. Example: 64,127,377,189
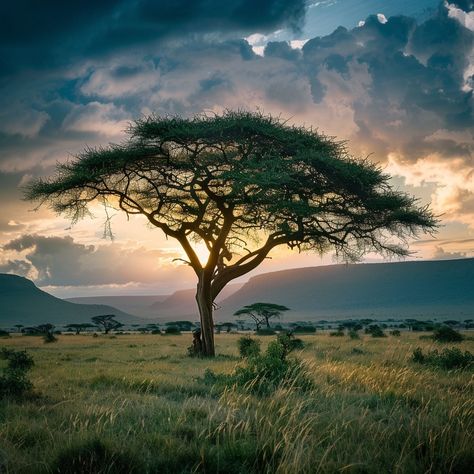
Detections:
0,332,473,473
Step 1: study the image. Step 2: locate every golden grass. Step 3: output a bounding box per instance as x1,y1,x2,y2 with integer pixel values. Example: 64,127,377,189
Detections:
0,332,473,473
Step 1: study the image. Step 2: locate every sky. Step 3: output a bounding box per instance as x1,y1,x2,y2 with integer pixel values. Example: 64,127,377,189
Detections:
0,0,473,298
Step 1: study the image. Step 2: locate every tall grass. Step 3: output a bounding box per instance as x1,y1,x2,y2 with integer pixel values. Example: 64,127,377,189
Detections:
0,332,472,473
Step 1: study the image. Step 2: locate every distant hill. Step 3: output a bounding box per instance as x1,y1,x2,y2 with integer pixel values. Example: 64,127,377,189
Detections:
65,295,168,318
0,274,139,326
217,258,474,321
148,283,243,320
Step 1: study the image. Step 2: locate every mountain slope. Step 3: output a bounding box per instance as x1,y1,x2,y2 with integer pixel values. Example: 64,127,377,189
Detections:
65,295,168,318
0,274,139,326
149,283,243,320
217,258,474,321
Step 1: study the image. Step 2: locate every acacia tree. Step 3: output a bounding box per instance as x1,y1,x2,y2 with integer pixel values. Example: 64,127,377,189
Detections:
25,111,436,356
91,315,123,334
234,303,290,329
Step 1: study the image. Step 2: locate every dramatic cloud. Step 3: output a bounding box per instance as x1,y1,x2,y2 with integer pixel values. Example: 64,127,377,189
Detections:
1,234,193,288
0,1,473,291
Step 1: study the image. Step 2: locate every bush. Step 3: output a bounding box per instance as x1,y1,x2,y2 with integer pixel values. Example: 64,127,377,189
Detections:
292,325,316,334
348,330,360,339
412,347,473,370
390,330,401,336
52,439,143,474
205,336,312,396
0,348,34,398
432,326,463,343
277,332,304,352
151,329,161,335
0,330,10,338
238,336,261,358
255,328,276,336
164,326,181,335
365,325,386,338
330,330,344,337
44,332,57,343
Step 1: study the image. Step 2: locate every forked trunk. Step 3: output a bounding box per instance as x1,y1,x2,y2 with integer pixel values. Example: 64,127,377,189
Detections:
196,277,215,357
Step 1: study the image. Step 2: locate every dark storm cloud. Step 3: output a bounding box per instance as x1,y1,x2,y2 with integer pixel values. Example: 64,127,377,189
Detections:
1,234,186,286
0,0,306,76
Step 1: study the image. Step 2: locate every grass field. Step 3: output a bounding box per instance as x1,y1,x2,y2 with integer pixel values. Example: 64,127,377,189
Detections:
0,332,473,473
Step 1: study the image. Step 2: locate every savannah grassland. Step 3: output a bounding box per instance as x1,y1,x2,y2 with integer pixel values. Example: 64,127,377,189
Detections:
0,331,473,473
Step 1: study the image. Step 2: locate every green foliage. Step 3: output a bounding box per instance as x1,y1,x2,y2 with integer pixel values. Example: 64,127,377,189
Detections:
255,328,276,336
91,315,123,334
390,330,401,336
349,330,360,339
52,439,143,474
238,336,261,358
432,326,464,343
0,348,34,398
330,330,345,337
365,325,386,338
43,332,57,343
164,326,181,335
0,330,10,338
291,325,316,334
205,335,312,396
412,347,473,370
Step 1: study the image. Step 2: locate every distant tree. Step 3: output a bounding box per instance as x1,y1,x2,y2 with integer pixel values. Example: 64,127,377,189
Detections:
165,321,195,332
36,324,57,343
220,322,237,333
14,324,24,333
464,319,473,329
234,302,290,330
65,323,95,335
25,111,436,356
91,315,123,334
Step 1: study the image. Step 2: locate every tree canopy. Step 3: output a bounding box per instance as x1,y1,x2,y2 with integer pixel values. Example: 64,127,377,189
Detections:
25,111,436,355
234,302,290,329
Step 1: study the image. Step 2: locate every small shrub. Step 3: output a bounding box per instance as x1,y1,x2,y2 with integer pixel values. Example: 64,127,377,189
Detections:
238,336,261,358
151,329,161,335
292,325,316,334
43,332,57,343
412,347,425,363
432,326,463,343
365,325,386,338
164,326,181,335
348,330,360,339
390,330,401,336
0,348,34,398
330,330,344,337
412,347,473,370
0,330,10,338
52,438,143,474
205,336,312,395
255,328,276,336
351,347,365,355
277,332,304,352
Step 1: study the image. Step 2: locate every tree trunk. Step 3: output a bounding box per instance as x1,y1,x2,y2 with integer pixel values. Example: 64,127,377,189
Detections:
196,276,215,357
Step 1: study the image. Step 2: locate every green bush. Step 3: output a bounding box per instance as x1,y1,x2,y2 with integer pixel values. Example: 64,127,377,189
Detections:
255,328,276,336
51,439,143,474
277,332,304,352
0,330,10,338
238,336,261,358
330,330,344,337
365,325,386,338
432,326,463,343
390,330,401,336
44,332,57,343
292,325,316,334
0,348,34,398
164,326,181,335
205,336,312,396
348,330,360,339
412,347,473,370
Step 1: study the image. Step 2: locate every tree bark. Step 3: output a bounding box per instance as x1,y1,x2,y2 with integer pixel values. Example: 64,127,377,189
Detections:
196,276,215,357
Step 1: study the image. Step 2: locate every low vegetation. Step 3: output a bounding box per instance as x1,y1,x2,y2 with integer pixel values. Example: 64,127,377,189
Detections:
0,331,472,473
0,348,34,398
412,347,473,370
